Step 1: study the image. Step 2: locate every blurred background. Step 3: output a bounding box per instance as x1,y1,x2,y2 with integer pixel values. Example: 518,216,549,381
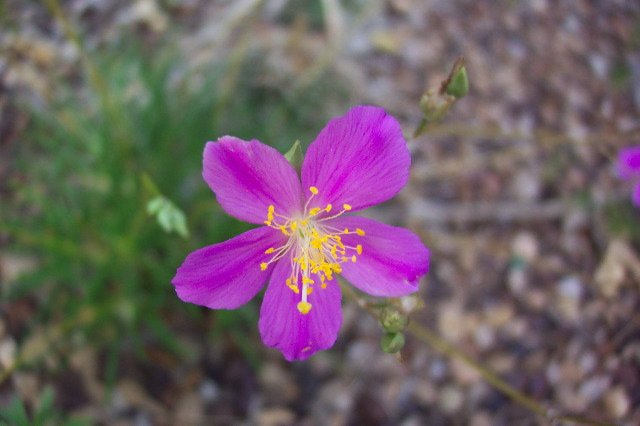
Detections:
1,0,639,424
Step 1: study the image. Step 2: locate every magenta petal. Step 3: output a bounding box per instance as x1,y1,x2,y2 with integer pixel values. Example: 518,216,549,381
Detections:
633,183,640,207
327,216,429,297
301,105,410,212
172,226,286,309
259,258,342,361
203,137,303,224
617,146,640,180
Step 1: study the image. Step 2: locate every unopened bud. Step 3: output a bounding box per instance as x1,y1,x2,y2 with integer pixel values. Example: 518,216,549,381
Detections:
380,308,408,333
445,65,468,98
381,332,405,354
419,91,455,123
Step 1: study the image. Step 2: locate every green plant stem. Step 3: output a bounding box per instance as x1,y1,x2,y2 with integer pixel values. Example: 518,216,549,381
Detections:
340,283,614,426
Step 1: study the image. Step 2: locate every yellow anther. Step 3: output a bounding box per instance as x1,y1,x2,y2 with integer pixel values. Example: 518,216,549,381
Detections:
264,221,271,226
343,228,349,233
302,276,315,284
309,207,321,216
265,247,275,254
356,244,363,255
279,226,290,236
351,255,357,263
309,186,319,195
321,283,327,289
297,301,312,314
325,204,332,212
289,285,300,294
355,228,365,236
290,221,298,232
306,287,313,295
343,204,352,211
260,262,268,271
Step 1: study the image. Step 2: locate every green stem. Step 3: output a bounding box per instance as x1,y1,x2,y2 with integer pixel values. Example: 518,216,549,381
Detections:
340,283,614,426
406,322,613,426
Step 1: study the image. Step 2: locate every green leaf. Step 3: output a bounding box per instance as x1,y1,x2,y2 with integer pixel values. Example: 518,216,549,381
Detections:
0,396,30,426
34,387,55,424
146,195,189,238
284,140,303,172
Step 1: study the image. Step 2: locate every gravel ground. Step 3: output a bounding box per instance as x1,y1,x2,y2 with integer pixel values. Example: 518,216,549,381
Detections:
1,0,640,425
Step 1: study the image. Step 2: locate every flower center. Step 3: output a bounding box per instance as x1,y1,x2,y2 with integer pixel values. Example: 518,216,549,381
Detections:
260,186,365,314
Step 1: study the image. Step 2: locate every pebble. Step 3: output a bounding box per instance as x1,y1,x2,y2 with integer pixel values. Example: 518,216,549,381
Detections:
438,385,464,414
259,363,298,404
578,375,610,403
255,407,296,426
428,359,448,381
508,267,528,294
510,169,541,201
412,381,437,405
578,352,597,375
451,358,482,384
558,276,584,300
470,412,493,426
173,392,203,425
473,325,496,350
12,372,39,404
604,387,630,418
511,232,539,263
0,338,16,369
199,379,220,403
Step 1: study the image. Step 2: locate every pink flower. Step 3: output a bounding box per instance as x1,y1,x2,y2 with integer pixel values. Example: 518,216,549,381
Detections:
617,146,640,207
172,105,430,360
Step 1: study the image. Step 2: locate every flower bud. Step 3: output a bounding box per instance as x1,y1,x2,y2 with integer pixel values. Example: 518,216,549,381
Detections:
445,65,468,98
380,307,408,333
419,91,455,123
381,332,405,354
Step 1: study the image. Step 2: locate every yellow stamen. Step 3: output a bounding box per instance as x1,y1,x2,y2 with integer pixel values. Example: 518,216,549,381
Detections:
261,199,367,313
309,186,319,195
297,301,312,314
